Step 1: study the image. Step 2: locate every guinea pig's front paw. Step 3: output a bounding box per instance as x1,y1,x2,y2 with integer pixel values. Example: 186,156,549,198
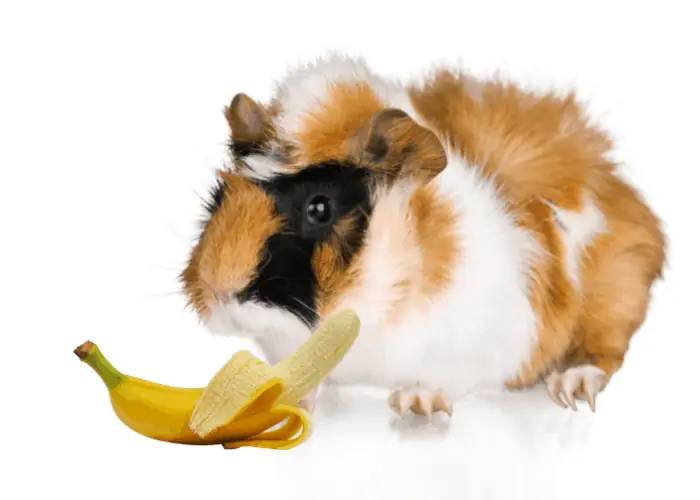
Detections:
388,384,453,419
546,365,608,412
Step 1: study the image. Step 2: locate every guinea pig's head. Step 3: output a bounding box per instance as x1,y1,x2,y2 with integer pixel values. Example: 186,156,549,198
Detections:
180,87,447,340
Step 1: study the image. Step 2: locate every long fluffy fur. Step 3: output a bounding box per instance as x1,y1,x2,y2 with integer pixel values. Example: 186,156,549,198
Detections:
183,53,667,402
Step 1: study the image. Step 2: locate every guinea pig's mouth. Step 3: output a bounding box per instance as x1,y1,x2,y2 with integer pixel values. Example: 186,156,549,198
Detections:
204,297,314,342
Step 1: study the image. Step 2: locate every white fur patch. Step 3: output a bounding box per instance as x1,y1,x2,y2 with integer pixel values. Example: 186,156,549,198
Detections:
549,194,607,290
206,300,311,365
271,53,388,142
240,154,285,180
327,150,543,399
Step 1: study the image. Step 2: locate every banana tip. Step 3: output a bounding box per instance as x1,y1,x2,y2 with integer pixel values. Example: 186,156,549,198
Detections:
74,341,95,360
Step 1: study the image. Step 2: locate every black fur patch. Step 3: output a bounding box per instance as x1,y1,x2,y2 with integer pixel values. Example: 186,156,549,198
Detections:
198,175,227,236
228,140,263,158
239,161,373,327
203,175,226,216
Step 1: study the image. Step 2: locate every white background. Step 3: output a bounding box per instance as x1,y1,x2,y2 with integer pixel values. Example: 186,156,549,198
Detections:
1,1,698,499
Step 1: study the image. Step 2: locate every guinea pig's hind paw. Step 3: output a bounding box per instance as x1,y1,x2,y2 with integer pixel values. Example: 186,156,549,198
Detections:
546,365,607,412
388,385,453,419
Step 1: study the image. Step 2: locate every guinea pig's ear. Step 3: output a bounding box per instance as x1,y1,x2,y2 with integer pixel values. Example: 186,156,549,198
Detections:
348,108,447,185
224,93,273,150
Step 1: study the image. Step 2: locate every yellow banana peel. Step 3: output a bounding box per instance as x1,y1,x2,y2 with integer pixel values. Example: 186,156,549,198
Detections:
74,308,360,450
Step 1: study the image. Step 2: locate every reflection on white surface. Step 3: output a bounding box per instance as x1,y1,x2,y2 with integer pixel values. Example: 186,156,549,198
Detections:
275,383,595,500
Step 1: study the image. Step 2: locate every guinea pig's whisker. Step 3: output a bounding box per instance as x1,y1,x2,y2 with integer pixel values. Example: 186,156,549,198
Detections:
288,297,316,328
262,275,290,285
159,216,192,247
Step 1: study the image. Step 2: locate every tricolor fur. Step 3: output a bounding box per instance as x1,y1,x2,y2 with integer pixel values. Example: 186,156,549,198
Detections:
180,54,666,402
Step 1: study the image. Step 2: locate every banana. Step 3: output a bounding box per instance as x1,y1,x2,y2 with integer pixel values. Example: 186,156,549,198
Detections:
74,308,360,450
188,308,360,438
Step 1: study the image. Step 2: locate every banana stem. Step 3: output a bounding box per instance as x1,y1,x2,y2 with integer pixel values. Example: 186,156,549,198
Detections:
74,341,124,389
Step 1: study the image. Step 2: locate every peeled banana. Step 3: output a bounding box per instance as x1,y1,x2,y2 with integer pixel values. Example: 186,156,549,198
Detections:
74,309,360,450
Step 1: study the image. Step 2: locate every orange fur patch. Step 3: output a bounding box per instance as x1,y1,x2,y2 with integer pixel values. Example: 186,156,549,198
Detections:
181,172,282,317
180,239,214,319
294,82,384,166
508,200,582,386
312,211,366,317
410,183,460,296
408,70,613,210
571,173,666,376
408,69,665,386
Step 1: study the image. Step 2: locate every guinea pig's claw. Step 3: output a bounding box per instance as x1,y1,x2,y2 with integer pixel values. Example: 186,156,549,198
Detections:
563,388,578,411
584,386,597,413
546,374,567,408
545,365,607,412
433,391,453,417
388,386,453,419
388,389,412,417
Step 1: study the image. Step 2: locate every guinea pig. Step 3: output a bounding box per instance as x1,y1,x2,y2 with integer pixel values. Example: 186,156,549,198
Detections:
179,54,667,417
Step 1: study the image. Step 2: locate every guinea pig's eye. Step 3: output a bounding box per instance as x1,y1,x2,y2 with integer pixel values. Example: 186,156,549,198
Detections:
305,194,333,225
